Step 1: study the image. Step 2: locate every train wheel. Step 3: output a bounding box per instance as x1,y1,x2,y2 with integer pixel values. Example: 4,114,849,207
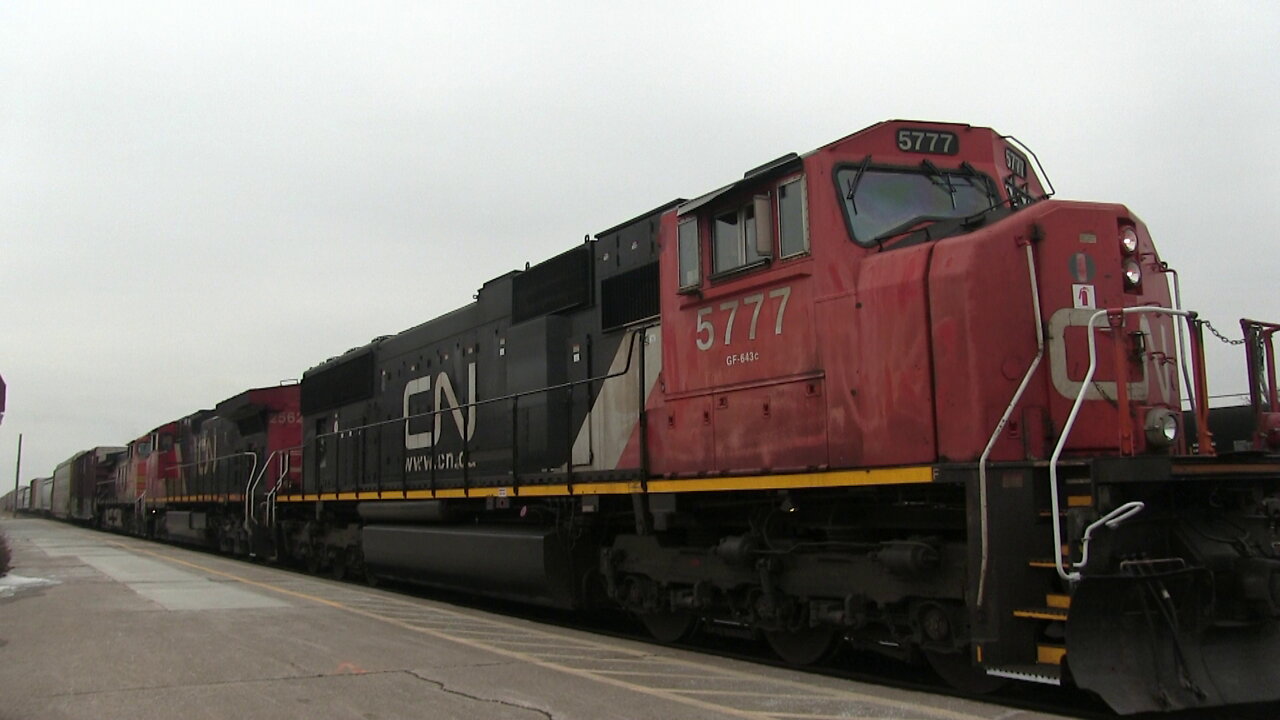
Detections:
330,549,347,581
304,546,322,575
639,611,698,643
924,649,1008,695
765,626,840,666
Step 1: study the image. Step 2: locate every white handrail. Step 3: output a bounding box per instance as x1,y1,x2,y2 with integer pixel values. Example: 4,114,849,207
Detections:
1077,501,1146,571
1050,306,1195,582
263,450,297,528
233,451,259,527
243,450,275,532
976,242,1045,608
1166,268,1197,415
136,490,146,532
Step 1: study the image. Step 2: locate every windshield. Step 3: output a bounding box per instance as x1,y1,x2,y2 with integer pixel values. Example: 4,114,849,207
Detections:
836,167,996,246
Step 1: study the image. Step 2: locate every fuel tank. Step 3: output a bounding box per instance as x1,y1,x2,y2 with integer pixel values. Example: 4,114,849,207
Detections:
362,524,582,608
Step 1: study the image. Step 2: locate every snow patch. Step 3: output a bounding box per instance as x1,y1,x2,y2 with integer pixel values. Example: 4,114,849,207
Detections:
0,574,58,598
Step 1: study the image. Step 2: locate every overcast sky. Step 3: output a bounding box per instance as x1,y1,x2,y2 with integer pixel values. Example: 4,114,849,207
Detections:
3,2,1278,483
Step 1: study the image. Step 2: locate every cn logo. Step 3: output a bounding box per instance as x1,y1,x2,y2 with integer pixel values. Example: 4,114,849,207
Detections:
195,435,218,474
403,363,476,449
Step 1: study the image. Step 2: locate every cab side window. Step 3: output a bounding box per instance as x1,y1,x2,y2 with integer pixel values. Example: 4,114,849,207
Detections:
713,204,765,273
680,172,807,287
677,218,700,290
777,177,808,258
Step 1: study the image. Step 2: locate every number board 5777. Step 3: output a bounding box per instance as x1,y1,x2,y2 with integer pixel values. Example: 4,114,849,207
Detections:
895,128,959,156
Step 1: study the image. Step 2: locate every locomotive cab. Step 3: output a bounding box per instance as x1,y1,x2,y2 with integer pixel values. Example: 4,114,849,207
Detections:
653,121,1056,474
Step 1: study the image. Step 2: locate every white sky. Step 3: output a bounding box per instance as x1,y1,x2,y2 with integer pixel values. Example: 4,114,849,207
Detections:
3,1,1278,483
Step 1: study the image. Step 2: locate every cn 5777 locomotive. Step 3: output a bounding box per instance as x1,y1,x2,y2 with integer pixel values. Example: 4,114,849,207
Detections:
82,120,1280,714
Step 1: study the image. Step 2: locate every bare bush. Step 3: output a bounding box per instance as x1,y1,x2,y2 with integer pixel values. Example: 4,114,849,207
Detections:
0,530,10,577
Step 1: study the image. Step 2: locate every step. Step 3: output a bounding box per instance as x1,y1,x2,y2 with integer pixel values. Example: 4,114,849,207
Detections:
1028,545,1073,568
1013,606,1068,621
1038,495,1094,517
986,663,1062,685
1037,643,1066,665
1046,593,1071,609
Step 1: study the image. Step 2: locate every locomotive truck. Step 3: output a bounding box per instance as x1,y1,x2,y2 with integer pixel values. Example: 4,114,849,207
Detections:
69,120,1280,714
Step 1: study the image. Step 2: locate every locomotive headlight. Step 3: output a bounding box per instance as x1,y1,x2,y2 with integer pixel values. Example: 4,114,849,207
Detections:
1145,408,1179,448
1123,259,1142,287
1120,226,1140,255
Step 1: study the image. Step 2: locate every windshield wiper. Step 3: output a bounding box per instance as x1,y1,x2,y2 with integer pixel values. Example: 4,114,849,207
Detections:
955,161,1006,216
919,159,958,209
868,214,955,249
844,154,872,214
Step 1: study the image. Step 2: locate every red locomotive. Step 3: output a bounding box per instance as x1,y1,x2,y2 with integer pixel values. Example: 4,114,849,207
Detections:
37,120,1280,714
98,423,178,533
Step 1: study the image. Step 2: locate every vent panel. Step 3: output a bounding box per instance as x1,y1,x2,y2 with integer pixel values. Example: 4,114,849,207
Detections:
301,351,376,415
512,246,591,323
601,262,659,331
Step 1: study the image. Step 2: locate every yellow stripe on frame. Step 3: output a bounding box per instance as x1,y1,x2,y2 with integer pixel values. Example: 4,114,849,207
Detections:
273,466,935,503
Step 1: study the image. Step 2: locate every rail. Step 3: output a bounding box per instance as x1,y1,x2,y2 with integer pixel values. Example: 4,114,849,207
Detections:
246,448,303,528
243,450,277,531
171,451,259,501
1076,501,1146,572
279,449,301,525
267,480,279,527
1159,265,1198,413
1048,306,1210,582
1242,319,1280,450
976,240,1044,608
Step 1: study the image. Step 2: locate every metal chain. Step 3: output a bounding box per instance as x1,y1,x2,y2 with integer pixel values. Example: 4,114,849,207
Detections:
1203,319,1246,346
1091,380,1116,406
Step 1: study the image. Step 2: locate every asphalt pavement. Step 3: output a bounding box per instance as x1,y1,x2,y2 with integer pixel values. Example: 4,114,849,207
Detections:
0,516,1069,720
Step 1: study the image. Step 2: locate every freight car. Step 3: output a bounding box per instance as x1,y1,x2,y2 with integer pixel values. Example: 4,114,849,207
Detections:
50,447,126,523
26,480,36,514
29,477,53,517
10,486,30,513
50,456,72,519
1,487,22,513
70,120,1280,714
